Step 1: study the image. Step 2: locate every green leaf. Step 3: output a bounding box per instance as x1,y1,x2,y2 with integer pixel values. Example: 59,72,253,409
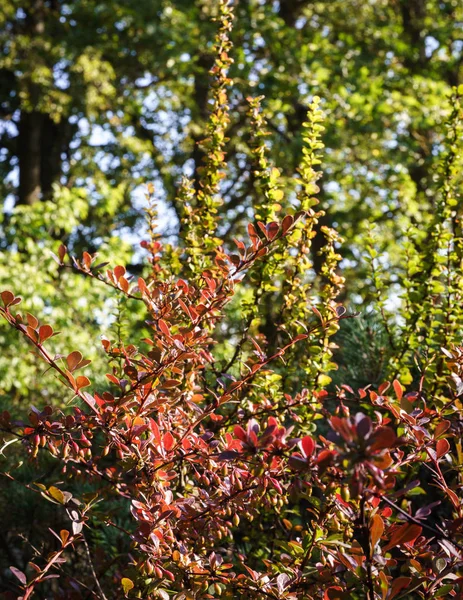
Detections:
317,374,332,387
435,584,454,597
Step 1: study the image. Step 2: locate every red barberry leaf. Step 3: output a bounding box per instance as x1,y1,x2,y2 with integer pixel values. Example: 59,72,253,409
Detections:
436,438,450,459
114,265,126,279
76,376,91,390
393,379,403,401
300,435,315,458
39,325,54,343
163,431,174,451
66,351,83,372
1,290,14,307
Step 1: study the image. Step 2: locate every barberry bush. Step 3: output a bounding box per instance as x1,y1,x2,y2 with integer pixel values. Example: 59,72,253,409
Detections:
1,3,463,599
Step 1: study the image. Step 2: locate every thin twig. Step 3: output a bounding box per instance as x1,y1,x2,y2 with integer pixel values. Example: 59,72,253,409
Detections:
82,532,108,600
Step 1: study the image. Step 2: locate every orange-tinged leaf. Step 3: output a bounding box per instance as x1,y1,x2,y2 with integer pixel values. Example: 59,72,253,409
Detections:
257,221,268,238
383,523,422,551
76,376,91,390
189,305,199,321
158,319,170,336
267,221,279,240
66,351,83,372
163,431,174,451
138,277,147,294
398,523,422,546
281,214,294,235
378,381,390,395
434,420,451,439
436,438,450,458
26,313,38,329
247,222,259,249
378,571,388,600
162,379,181,389
369,426,396,452
210,412,223,422
393,379,403,401
370,514,384,548
60,530,70,545
251,337,263,355
292,333,308,342
58,244,67,261
226,381,243,393
119,277,129,293
234,425,247,442
178,298,190,318
446,487,460,508
38,325,53,343
149,419,161,444
389,577,411,599
66,371,76,388
114,265,126,279
374,451,393,469
383,523,408,551
82,251,92,269
233,237,245,251
1,290,14,307
26,326,38,342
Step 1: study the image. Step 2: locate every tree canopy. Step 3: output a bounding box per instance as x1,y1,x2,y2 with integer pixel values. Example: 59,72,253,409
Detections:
1,0,462,401
1,1,463,598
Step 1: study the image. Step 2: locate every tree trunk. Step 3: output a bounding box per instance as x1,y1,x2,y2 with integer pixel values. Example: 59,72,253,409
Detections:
18,110,44,205
40,116,70,201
